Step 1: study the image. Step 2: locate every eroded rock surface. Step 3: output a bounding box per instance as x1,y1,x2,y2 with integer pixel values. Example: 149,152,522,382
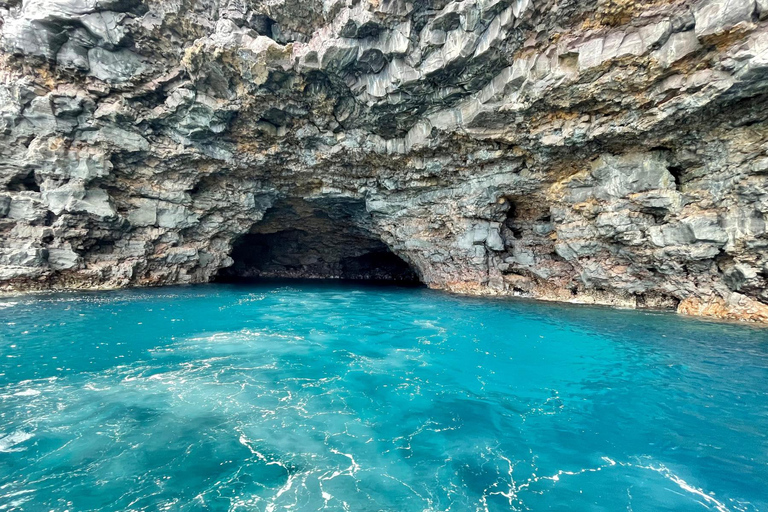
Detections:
2,0,768,322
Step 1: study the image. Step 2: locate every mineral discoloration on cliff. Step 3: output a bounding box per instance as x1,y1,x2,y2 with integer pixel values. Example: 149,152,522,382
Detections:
1,0,768,322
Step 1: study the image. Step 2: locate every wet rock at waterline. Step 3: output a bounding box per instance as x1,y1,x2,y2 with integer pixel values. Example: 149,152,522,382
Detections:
2,0,768,322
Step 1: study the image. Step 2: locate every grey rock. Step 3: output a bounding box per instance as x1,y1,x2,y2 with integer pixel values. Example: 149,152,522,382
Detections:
56,41,92,71
80,11,128,49
578,38,604,70
8,197,42,221
554,240,600,261
0,247,47,267
722,262,757,290
127,198,158,227
47,247,79,270
486,222,505,251
52,95,85,117
0,195,11,217
639,21,672,49
684,214,728,244
88,48,146,83
76,188,115,218
512,247,535,266
759,0,768,19
694,0,755,38
42,182,86,215
591,153,674,200
653,31,701,68
42,182,115,218
83,125,150,152
631,190,682,214
1,19,65,59
649,224,696,247
166,247,198,264
157,202,198,229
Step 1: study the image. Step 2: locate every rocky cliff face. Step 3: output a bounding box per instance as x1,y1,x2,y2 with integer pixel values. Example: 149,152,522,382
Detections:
1,0,768,321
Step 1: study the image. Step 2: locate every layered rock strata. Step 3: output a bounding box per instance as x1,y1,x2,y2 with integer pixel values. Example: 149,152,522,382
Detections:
1,0,768,322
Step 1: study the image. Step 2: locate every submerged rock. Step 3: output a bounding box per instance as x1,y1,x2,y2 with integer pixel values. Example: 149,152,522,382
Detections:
1,0,768,322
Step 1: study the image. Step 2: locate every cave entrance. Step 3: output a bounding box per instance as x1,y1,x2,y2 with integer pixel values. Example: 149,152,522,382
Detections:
215,198,420,284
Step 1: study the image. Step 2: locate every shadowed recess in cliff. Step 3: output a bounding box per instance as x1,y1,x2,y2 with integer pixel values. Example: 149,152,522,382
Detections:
215,198,420,283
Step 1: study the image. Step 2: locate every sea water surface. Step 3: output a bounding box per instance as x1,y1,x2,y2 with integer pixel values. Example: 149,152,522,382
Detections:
0,281,767,512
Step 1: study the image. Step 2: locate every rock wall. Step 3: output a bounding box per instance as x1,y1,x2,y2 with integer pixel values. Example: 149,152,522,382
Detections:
1,0,768,322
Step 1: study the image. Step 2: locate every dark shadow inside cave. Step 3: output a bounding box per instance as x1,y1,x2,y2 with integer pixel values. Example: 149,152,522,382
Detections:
215,198,420,284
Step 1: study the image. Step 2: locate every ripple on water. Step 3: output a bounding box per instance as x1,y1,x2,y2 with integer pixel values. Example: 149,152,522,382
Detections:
0,282,767,511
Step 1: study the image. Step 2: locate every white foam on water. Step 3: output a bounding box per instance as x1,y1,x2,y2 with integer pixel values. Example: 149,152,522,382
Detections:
637,461,732,512
12,389,40,397
0,431,33,452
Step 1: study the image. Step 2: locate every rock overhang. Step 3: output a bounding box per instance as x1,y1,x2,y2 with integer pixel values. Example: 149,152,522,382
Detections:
0,0,767,321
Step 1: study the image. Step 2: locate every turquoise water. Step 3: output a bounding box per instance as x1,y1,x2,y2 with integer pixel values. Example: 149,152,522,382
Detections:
1,282,767,512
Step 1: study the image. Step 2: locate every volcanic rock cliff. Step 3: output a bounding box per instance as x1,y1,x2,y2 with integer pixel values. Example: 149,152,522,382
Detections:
2,0,768,322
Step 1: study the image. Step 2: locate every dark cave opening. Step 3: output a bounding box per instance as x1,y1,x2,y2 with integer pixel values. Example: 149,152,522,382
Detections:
8,171,40,192
215,198,421,284
503,199,524,240
668,165,684,189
